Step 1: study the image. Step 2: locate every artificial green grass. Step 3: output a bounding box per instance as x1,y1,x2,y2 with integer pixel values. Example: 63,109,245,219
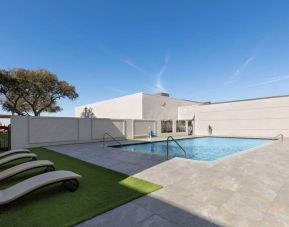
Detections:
0,147,161,227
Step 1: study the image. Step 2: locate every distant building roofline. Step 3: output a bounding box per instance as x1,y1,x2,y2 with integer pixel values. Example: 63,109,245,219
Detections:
141,92,206,104
208,94,289,105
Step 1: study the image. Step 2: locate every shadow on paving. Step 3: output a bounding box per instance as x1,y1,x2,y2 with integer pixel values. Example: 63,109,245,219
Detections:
78,194,222,227
47,140,171,176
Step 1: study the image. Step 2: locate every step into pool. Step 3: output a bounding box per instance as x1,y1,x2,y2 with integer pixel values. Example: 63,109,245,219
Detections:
112,137,272,161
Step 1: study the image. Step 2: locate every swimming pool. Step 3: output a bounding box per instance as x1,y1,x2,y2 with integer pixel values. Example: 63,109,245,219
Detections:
113,137,272,161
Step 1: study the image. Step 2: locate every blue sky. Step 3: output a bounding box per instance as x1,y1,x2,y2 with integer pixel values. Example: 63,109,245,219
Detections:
1,0,289,117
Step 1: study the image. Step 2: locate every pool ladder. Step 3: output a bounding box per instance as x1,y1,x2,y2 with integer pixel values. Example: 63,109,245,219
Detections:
166,136,187,160
274,134,284,142
102,132,122,147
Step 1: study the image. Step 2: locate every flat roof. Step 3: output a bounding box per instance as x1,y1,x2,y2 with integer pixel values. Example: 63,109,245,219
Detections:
209,94,289,105
142,92,205,104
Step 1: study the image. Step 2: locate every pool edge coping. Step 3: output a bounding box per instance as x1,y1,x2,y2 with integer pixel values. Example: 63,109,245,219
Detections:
107,135,278,166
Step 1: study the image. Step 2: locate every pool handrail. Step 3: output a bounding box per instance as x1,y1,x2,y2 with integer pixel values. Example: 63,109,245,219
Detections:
274,134,284,141
166,136,187,160
102,132,122,147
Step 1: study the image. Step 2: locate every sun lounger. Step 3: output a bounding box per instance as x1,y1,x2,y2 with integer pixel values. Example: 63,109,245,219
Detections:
0,149,30,159
0,160,55,181
0,170,81,205
0,153,37,167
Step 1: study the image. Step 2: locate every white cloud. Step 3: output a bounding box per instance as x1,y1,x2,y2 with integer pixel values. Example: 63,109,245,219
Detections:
154,55,170,93
246,75,289,88
225,55,255,84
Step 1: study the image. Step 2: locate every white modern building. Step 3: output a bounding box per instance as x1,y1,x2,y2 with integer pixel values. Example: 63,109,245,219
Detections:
74,92,289,139
75,92,204,120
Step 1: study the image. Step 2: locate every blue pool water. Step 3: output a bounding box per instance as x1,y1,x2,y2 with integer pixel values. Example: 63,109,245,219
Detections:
115,137,271,161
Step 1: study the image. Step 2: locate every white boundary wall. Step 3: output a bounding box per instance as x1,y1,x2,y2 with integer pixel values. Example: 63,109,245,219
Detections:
11,116,193,149
178,96,289,137
11,116,128,149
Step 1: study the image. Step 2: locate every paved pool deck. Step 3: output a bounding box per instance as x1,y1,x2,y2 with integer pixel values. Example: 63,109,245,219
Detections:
48,138,289,227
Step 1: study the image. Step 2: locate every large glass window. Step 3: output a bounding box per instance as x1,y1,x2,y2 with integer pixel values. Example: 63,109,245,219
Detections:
161,120,173,133
176,120,186,132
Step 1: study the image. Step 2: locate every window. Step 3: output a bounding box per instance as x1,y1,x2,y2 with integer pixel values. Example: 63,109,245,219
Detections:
188,120,193,135
176,120,186,132
161,120,173,133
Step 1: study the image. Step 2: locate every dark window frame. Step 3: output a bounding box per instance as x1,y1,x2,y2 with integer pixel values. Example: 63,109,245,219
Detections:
176,120,186,133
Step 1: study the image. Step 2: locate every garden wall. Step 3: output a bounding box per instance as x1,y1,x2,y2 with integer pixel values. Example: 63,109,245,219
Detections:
11,116,195,149
11,116,128,149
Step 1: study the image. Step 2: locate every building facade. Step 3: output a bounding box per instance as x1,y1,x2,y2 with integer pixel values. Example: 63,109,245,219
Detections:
75,92,203,120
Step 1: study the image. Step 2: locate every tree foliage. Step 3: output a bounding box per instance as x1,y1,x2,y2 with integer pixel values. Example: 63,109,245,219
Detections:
80,107,95,118
0,69,78,116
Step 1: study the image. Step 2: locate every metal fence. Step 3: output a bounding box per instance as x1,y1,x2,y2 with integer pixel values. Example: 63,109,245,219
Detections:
0,125,10,151
0,115,11,151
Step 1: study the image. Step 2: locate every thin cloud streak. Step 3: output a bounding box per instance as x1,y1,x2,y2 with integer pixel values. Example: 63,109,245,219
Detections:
246,75,289,88
225,55,255,85
98,44,147,75
154,55,170,93
120,58,147,75
99,44,170,93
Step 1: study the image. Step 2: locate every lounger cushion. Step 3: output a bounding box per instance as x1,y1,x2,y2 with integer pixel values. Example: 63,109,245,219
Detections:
0,160,54,181
0,171,81,205
0,153,37,166
0,149,30,159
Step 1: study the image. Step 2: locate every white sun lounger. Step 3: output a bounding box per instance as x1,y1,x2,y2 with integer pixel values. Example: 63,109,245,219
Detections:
0,149,30,159
0,170,81,205
0,153,37,167
0,160,55,181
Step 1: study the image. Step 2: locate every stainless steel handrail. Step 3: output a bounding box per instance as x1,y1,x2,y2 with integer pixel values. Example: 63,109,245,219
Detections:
102,132,122,147
166,136,187,160
274,134,284,141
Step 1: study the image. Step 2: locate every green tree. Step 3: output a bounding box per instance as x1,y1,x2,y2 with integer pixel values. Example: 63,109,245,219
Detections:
80,107,95,118
0,69,78,116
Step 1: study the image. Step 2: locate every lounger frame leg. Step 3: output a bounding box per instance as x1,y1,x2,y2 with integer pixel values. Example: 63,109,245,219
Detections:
63,179,79,192
43,165,56,173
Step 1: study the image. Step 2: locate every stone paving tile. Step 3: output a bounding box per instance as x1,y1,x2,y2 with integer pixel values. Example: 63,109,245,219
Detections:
132,195,174,215
210,206,263,227
76,203,154,227
110,162,144,175
155,201,221,227
236,177,279,202
264,181,289,222
48,142,166,176
137,215,180,227
221,193,269,222
260,212,289,227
